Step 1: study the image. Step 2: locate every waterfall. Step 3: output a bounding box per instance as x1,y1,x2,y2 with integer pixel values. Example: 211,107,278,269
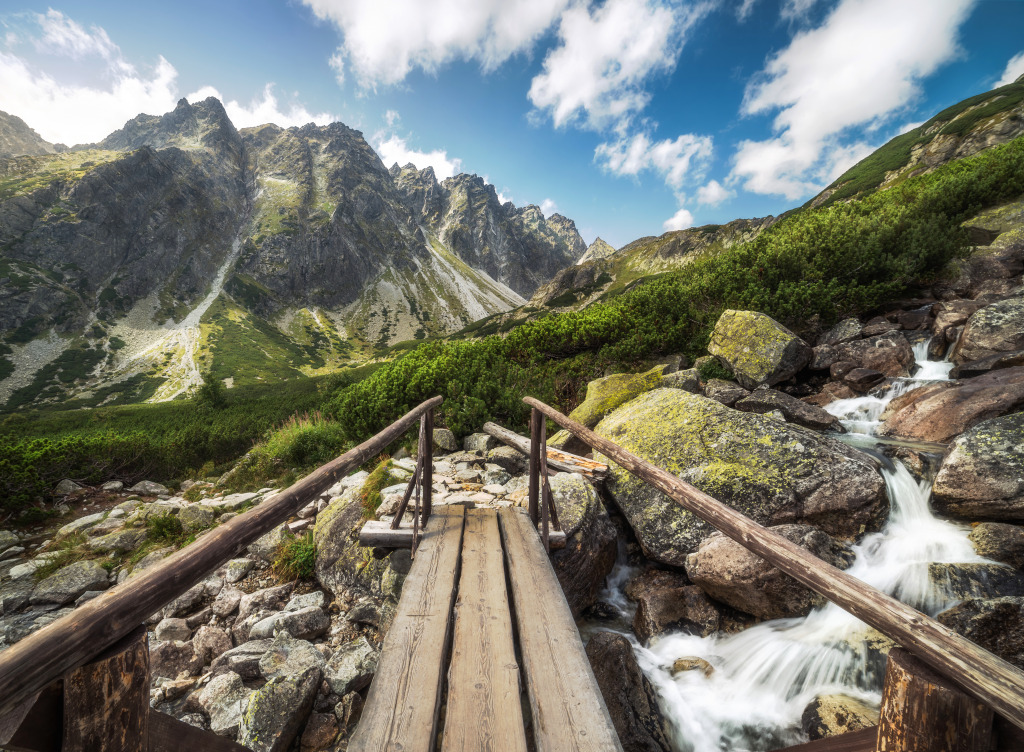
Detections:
612,338,982,751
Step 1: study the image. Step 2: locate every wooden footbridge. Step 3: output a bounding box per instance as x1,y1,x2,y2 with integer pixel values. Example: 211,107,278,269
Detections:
1,395,1024,752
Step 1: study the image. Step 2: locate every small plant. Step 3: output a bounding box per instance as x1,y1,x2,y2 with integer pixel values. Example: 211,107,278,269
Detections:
146,513,184,544
697,358,734,382
182,485,204,503
359,456,398,519
33,531,89,581
273,531,316,581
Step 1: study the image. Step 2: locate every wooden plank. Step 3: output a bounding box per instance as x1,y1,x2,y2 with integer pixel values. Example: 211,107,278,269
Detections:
498,507,623,752
442,509,528,752
484,421,608,479
523,397,1024,734
0,395,443,719
780,727,878,752
348,505,466,752
63,625,149,752
362,517,565,550
148,709,250,752
876,648,992,751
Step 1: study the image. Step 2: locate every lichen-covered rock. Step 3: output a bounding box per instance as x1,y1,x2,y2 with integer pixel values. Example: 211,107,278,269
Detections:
237,583,294,622
703,379,750,407
734,388,843,432
937,596,1024,669
225,558,255,583
196,671,254,737
193,624,233,665
463,432,499,453
585,631,673,752
30,560,110,606
568,366,666,428
485,446,528,475
151,640,203,680
313,489,396,600
258,631,327,681
932,412,1024,521
801,694,879,741
547,473,617,617
324,636,378,696
130,480,170,496
627,570,720,641
686,526,853,619
953,296,1024,364
179,505,216,532
432,428,458,454
835,332,915,377
662,368,701,393
708,310,812,390
818,318,863,346
87,527,147,553
0,530,18,555
249,606,330,641
248,524,289,563
968,523,1024,569
928,562,1024,600
595,389,887,566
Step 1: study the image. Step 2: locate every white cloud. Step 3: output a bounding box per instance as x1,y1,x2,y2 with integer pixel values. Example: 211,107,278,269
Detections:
375,134,462,179
995,50,1024,88
730,0,976,198
496,190,512,205
301,0,572,88
736,0,758,22
663,206,694,231
529,0,711,131
596,132,713,189
696,179,734,206
187,84,336,129
34,9,118,62
781,0,823,21
539,198,558,216
384,109,400,127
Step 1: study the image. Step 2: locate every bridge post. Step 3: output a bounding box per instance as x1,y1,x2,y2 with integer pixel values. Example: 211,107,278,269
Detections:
421,409,433,524
529,408,543,525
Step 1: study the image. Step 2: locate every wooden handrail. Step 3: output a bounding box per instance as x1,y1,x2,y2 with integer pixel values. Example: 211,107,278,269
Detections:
523,396,1024,732
0,396,443,719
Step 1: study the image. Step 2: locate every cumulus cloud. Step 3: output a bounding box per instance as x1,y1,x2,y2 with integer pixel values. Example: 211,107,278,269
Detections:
301,0,571,88
384,109,400,127
34,9,119,61
663,206,694,231
696,179,734,206
539,198,558,216
596,132,713,189
730,0,976,198
187,84,336,129
375,134,463,179
995,50,1024,88
529,0,711,131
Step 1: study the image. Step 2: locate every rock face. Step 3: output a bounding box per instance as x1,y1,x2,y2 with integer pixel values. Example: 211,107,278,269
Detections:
577,237,617,264
968,523,1024,569
937,597,1024,669
313,490,394,600
595,389,887,566
585,632,673,752
953,297,1024,364
568,367,666,428
685,526,853,620
0,111,58,157
628,570,720,641
930,412,1024,521
708,310,812,390
734,388,843,432
29,560,110,606
237,667,321,752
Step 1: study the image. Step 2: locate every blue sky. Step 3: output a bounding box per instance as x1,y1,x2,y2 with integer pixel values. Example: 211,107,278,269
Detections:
1,1,1023,248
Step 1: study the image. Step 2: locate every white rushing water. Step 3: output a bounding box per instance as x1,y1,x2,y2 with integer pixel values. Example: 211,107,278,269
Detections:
618,337,982,751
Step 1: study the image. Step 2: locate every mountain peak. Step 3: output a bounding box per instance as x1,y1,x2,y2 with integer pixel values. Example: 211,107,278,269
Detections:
0,110,58,158
577,236,616,265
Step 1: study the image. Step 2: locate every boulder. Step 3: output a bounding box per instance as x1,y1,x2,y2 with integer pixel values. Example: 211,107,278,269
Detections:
212,586,243,617
225,558,256,583
585,632,673,752
300,712,339,752
547,473,618,617
951,350,1024,379
258,631,327,681
313,489,399,600
485,446,528,475
129,480,170,496
703,379,750,407
196,671,254,737
324,636,379,696
57,511,107,536
818,318,862,346
968,523,1024,569
87,528,147,554
932,299,983,334
463,432,499,453
809,345,839,371
931,411,1024,520
150,640,203,680
432,428,458,454
193,625,233,665
928,562,1024,600
661,368,701,393
237,583,294,622
249,606,330,641
102,480,124,492
0,530,18,555
211,639,275,680
937,597,1024,669
568,366,666,428
734,388,843,432
594,390,887,566
628,570,720,641
801,694,879,741
708,310,812,390
843,368,885,392
879,368,1024,443
248,524,289,563
55,479,84,495
154,618,191,642
685,526,853,620
30,560,110,606
835,332,915,377
179,505,216,532
953,296,1024,364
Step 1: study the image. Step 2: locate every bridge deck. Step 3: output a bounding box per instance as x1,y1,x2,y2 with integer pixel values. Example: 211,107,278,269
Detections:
349,506,622,752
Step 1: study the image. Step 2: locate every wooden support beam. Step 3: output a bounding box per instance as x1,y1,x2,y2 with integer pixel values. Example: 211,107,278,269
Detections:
423,409,433,522
442,509,528,752
876,648,993,751
361,517,565,550
149,710,250,752
484,421,609,479
499,508,623,752
523,396,1024,734
349,506,466,752
780,727,878,752
0,396,443,719
528,410,543,525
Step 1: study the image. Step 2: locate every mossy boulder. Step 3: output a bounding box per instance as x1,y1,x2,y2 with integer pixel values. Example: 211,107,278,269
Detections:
568,366,666,428
953,296,1024,364
312,487,394,600
30,560,110,606
594,389,887,566
708,310,812,390
237,666,320,752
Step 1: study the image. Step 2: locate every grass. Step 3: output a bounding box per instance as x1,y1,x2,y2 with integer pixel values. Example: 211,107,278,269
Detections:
359,456,400,519
273,531,316,581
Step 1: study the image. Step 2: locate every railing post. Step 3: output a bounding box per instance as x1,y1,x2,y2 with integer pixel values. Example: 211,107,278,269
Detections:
421,409,433,525
539,429,550,552
528,409,543,525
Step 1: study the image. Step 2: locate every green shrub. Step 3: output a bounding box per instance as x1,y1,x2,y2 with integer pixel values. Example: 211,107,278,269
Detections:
697,359,734,382
146,513,185,544
273,531,316,581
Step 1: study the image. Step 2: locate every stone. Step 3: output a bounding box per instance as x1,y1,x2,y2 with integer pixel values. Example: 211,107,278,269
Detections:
585,632,673,752
937,596,1024,668
818,318,862,346
286,591,327,611
686,526,853,620
932,412,1024,520
248,524,290,563
801,694,879,741
334,691,365,735
179,505,216,532
30,560,110,606
301,712,339,751
463,432,499,453
481,465,511,486
204,491,259,513
212,639,275,680
933,300,983,333
809,345,839,371
968,523,1024,569
844,368,886,392
595,389,887,566
101,480,124,492
193,625,233,664
661,368,701,393
55,479,84,495
87,528,146,553
238,583,294,622
702,379,750,407
951,350,1024,379
324,636,379,695
671,657,714,677
0,530,18,555
150,640,203,680
880,367,1024,443
432,428,458,454
861,321,899,336
485,446,528,475
709,310,813,390
196,671,253,737
928,562,1024,600
129,480,170,496
628,570,720,641
212,586,243,617
225,558,256,583
313,489,394,601
953,296,1024,364
835,332,915,377
734,388,843,432
454,468,481,483
57,511,107,537
547,473,617,617
569,366,666,428
163,581,209,618
347,598,382,627
249,606,330,641
154,617,191,642
259,631,327,681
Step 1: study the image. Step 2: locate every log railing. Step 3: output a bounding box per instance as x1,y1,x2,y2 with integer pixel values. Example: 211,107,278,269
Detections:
0,396,443,747
523,396,1024,745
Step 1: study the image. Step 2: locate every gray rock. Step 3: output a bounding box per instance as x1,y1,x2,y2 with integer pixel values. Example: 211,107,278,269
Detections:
237,667,320,752
734,388,844,432
481,465,511,486
163,581,208,618
818,318,863,346
204,491,260,513
55,479,84,495
286,591,327,611
346,598,381,627
0,545,24,562
150,640,203,680
154,617,191,642
212,639,275,680
250,606,330,641
463,432,499,453
212,585,243,617
57,511,108,537
1,579,34,615
801,694,879,741
937,596,1024,668
130,480,170,496
661,368,701,393
432,428,458,454
0,530,18,555
313,490,393,601
30,560,110,606
225,558,256,583
101,480,124,492
703,378,750,407
324,636,379,696
835,332,915,377
196,671,254,737
259,631,327,681
179,505,216,532
953,296,1024,364
248,524,289,563
193,624,233,665
950,350,1024,379
627,570,720,641
485,446,528,475
709,310,812,390
969,523,1024,569
87,527,146,553
809,344,839,371
928,562,1024,600
238,583,294,622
